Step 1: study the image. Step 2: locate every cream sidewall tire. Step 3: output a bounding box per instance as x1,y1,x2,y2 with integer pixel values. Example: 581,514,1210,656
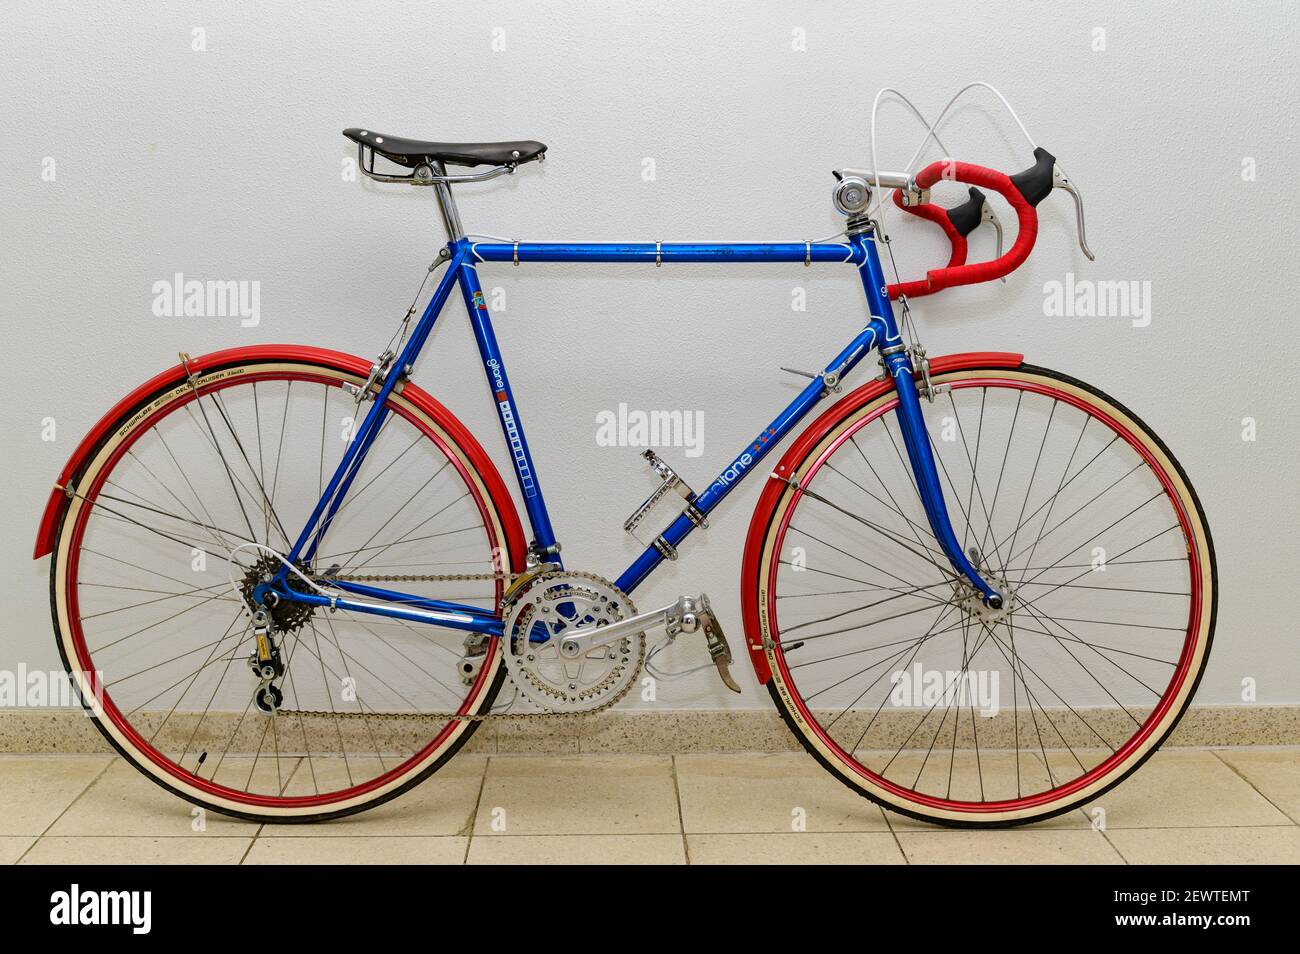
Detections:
51,360,516,820
756,366,1215,826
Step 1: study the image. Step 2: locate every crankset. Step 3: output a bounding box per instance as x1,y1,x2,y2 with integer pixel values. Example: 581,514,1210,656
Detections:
500,570,742,714
500,571,644,713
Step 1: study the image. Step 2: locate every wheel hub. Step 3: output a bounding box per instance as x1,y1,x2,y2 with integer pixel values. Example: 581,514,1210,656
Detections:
955,572,1016,624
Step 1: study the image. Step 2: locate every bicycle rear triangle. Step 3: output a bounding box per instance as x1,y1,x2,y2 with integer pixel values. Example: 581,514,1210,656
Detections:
37,97,1216,826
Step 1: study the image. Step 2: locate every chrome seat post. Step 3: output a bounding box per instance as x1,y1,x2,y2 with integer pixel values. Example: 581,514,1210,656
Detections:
430,160,466,240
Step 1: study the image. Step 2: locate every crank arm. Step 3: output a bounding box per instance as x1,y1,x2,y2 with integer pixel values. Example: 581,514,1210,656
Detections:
558,593,741,693
558,595,698,656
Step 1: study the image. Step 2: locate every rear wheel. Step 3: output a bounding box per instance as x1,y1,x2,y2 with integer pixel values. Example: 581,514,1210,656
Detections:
50,356,520,821
750,364,1216,826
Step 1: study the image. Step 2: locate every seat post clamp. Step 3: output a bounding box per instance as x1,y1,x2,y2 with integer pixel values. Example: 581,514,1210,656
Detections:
512,240,520,266
655,241,662,268
804,241,811,267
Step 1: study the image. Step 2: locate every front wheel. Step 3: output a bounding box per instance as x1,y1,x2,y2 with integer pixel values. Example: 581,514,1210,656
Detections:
747,363,1216,827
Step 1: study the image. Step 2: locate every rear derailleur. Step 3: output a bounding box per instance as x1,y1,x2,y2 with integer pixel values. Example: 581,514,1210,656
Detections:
248,609,285,713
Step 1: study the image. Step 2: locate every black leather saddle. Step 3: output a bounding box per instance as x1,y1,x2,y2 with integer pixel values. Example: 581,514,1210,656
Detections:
343,128,546,169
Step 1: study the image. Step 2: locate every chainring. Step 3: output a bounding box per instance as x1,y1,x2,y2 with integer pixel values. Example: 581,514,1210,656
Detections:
500,571,644,714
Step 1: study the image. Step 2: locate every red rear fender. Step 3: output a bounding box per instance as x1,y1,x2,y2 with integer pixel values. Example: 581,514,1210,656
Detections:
33,345,527,571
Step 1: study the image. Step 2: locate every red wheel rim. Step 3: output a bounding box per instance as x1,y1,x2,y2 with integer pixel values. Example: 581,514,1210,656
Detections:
62,367,505,810
766,375,1205,815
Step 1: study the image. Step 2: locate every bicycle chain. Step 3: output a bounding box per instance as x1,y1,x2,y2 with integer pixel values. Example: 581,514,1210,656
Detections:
280,569,644,722
325,571,514,584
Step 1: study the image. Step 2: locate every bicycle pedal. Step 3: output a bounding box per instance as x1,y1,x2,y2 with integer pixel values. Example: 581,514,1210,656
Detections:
694,594,741,694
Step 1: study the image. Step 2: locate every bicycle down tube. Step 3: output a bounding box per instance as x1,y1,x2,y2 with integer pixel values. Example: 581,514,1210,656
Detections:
263,229,1003,632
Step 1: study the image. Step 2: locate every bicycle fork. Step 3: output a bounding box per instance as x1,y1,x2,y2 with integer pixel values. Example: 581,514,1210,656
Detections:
853,230,1003,609
880,344,1003,609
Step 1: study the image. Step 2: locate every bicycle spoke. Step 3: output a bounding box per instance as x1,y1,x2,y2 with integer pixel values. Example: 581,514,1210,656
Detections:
794,485,959,580
61,369,505,814
764,373,1207,817
785,524,946,594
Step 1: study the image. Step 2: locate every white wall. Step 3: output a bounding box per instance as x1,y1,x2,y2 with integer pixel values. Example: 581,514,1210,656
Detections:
3,1,1297,708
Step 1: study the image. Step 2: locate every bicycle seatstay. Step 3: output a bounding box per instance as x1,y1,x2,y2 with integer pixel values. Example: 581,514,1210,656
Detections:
276,247,468,572
269,228,1000,630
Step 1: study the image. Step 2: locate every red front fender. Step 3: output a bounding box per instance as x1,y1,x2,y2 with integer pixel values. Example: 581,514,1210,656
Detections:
33,344,527,571
738,351,1024,684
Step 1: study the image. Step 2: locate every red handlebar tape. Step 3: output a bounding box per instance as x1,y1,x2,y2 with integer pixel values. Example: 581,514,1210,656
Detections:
885,160,1039,300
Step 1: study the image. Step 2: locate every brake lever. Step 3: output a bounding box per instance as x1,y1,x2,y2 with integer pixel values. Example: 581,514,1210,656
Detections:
1052,166,1095,261
981,201,1006,282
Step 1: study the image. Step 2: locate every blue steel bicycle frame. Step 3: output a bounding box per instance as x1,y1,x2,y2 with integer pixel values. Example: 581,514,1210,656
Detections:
265,229,1000,634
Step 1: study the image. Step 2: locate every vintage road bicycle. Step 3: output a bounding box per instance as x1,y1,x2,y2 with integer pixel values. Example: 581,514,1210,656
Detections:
36,110,1216,827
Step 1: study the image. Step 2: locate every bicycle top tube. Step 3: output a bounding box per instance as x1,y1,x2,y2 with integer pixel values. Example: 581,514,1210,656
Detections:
467,240,867,266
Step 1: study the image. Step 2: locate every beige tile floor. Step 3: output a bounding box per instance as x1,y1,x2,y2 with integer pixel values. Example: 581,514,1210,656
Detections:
2,747,1297,865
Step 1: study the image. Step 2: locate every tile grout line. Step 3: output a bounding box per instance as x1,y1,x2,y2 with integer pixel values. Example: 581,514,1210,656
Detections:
428,829,890,838
240,754,307,864
1092,812,1131,865
1065,802,1130,864
462,755,491,865
236,824,264,865
438,821,1297,840
13,754,118,864
1027,751,1126,860
669,755,690,865
1209,749,1300,825
881,809,911,865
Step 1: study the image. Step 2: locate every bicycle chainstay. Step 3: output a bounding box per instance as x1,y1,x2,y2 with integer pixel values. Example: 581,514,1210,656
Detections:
280,568,644,722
